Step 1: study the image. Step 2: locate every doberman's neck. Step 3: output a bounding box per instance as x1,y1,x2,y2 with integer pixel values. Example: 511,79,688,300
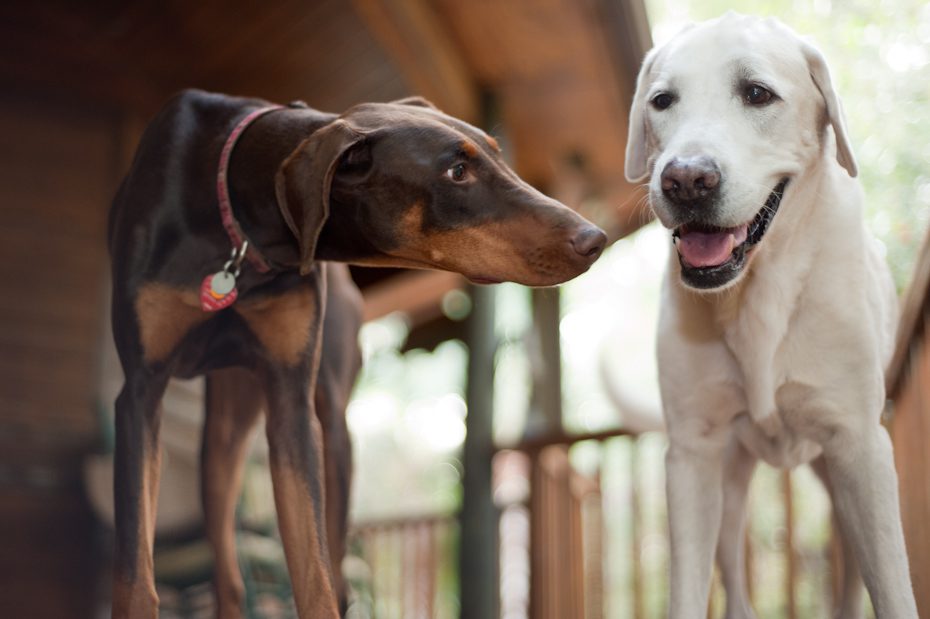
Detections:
227,108,335,270
314,195,382,264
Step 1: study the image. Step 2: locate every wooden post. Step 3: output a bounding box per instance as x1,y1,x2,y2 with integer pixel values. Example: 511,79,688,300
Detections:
459,283,499,619
527,286,563,436
525,283,564,619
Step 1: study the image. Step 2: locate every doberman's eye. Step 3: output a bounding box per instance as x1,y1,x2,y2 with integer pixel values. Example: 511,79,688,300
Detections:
446,163,468,182
744,84,774,106
651,92,675,110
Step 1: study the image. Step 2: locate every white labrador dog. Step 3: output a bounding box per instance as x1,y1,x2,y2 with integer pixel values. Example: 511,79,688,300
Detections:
625,14,917,618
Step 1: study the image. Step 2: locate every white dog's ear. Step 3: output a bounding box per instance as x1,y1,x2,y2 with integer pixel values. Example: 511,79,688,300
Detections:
802,42,858,178
625,48,659,183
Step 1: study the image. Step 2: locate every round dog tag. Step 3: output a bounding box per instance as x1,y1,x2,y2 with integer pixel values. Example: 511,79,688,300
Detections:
210,271,236,296
200,271,239,311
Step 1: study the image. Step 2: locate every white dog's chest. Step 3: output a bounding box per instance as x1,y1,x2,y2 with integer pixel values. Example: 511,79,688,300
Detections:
736,381,825,469
713,330,824,467
720,279,800,421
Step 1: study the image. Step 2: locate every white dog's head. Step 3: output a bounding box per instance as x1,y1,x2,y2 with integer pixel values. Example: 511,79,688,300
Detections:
626,13,857,290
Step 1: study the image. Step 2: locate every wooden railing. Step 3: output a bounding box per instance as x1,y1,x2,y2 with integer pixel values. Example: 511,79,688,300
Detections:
347,426,864,618
526,444,603,619
502,428,852,619
348,514,458,619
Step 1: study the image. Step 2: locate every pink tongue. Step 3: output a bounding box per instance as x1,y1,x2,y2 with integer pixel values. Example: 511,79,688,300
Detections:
677,225,748,268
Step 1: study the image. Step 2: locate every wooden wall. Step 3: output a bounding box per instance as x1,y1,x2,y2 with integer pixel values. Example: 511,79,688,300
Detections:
0,93,124,617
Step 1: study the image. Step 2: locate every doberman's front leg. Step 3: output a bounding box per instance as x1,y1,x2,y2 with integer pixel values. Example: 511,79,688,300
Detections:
315,375,355,613
112,366,170,618
201,368,265,619
111,282,208,617
315,264,363,613
264,365,338,618
243,268,338,618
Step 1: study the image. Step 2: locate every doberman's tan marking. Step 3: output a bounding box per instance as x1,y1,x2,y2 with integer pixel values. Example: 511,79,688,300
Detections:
460,139,480,158
236,277,321,367
134,284,205,364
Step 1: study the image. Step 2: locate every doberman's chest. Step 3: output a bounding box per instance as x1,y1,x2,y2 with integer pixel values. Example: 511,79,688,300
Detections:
135,280,321,375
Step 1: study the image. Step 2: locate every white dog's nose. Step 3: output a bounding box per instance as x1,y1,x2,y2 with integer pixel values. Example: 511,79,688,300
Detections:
661,156,721,204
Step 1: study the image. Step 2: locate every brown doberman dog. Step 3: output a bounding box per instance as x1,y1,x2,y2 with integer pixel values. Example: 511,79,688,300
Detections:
107,89,606,618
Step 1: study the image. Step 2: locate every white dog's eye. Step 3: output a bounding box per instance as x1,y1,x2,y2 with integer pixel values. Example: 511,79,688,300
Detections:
651,93,675,110
744,84,775,106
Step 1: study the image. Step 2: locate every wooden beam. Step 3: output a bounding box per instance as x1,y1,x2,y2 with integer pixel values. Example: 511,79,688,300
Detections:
593,0,653,94
431,0,652,238
360,270,464,325
350,0,479,121
887,225,930,397
498,426,637,455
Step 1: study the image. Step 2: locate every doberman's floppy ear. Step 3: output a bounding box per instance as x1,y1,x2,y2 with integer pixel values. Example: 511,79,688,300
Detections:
392,96,439,110
801,40,858,178
275,120,364,275
625,47,660,184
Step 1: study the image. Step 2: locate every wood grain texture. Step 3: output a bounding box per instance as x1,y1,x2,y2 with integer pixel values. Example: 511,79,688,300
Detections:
890,322,930,617
0,94,117,453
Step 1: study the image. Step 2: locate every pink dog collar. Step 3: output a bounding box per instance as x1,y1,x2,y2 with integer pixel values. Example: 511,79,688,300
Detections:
201,105,283,311
216,104,283,273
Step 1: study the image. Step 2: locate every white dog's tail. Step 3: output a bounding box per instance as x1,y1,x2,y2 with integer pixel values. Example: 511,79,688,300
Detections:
598,347,665,433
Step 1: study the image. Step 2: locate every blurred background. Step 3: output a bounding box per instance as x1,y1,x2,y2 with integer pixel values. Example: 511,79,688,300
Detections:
1,1,929,618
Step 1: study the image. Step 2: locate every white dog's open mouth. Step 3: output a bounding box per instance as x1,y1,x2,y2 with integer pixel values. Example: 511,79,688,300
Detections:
672,179,788,288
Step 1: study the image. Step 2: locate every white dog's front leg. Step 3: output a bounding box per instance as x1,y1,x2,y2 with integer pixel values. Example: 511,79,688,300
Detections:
666,428,728,619
716,439,758,619
821,427,917,618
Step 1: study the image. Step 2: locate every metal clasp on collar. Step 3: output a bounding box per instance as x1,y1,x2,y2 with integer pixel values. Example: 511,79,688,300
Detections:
223,240,249,278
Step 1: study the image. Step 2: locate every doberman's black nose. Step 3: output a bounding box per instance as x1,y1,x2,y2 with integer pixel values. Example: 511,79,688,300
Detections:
661,156,721,204
571,225,607,260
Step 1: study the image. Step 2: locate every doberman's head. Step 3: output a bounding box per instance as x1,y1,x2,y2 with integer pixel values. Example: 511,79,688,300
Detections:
275,97,606,286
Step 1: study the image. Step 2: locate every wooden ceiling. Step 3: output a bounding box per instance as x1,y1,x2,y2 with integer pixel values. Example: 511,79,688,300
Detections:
435,0,642,201
0,0,651,325
353,0,652,236
0,0,410,113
